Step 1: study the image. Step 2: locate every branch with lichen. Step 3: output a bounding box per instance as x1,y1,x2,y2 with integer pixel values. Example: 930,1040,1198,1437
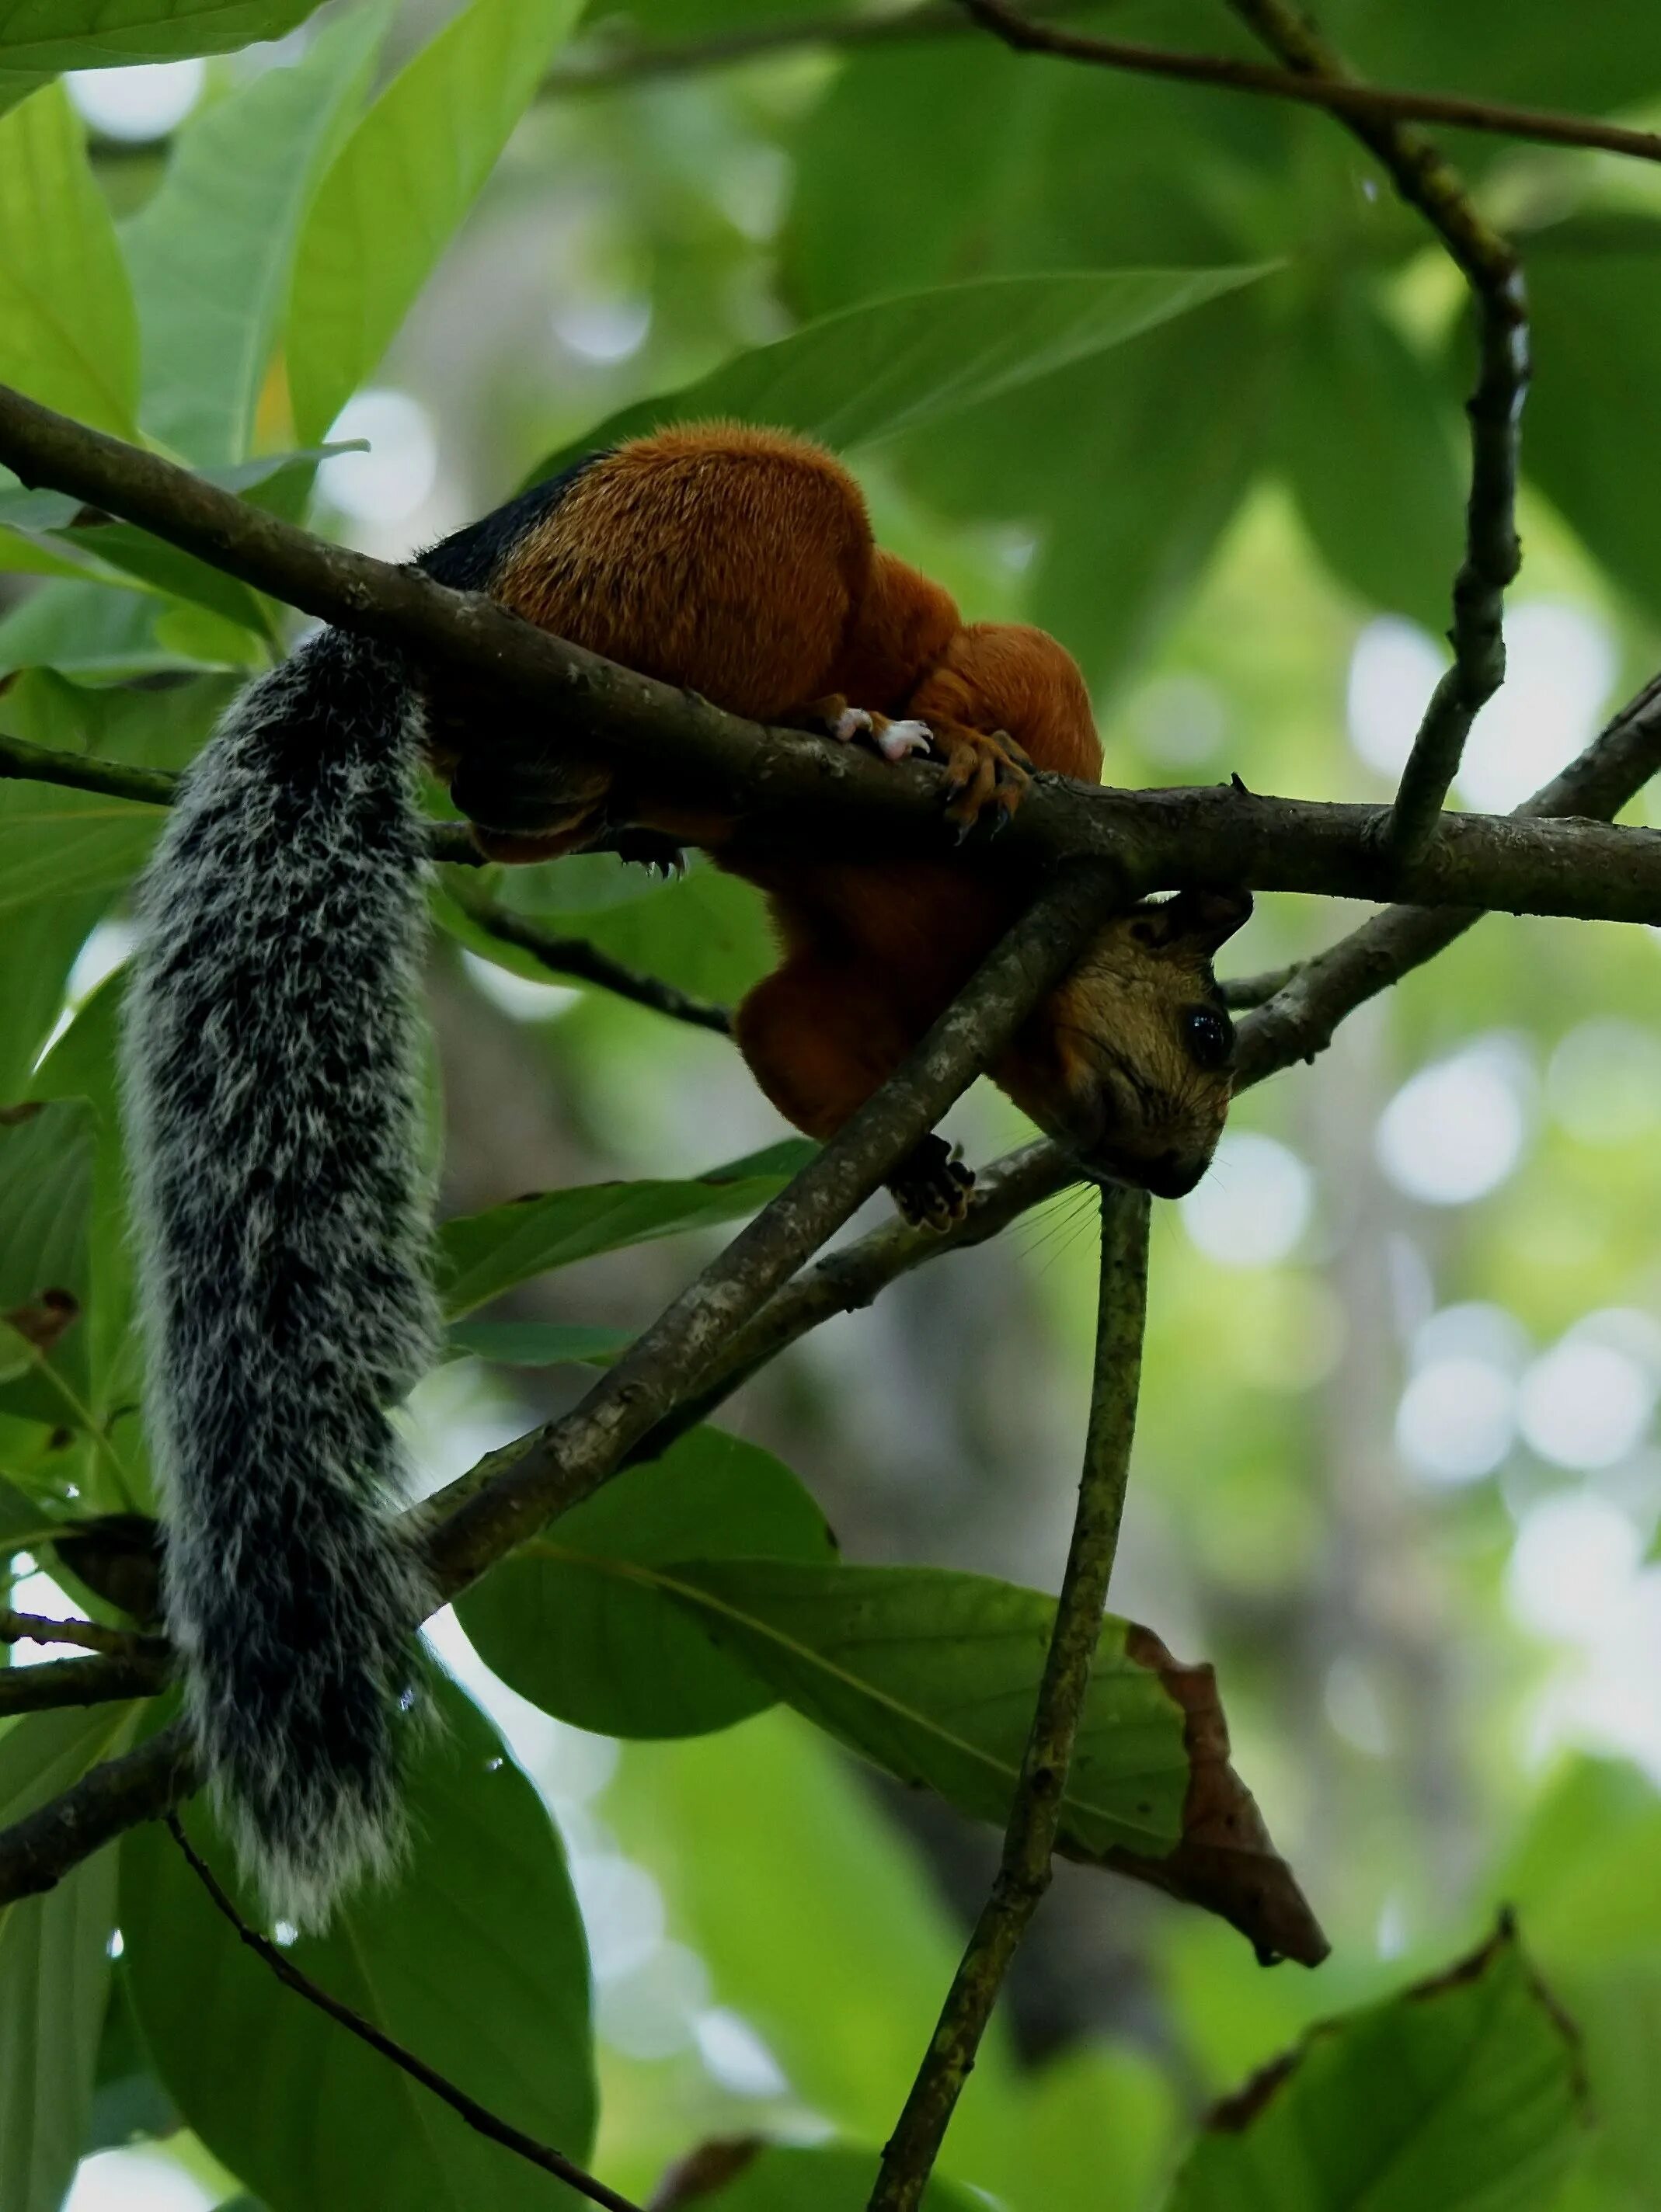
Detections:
868,1184,1150,2212
7,381,1661,924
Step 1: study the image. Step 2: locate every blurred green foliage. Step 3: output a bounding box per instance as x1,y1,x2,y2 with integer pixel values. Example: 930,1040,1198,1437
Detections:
2,0,1660,2207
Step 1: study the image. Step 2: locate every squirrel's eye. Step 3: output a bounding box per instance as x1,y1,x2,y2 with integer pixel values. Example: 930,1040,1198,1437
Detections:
1183,1004,1234,1071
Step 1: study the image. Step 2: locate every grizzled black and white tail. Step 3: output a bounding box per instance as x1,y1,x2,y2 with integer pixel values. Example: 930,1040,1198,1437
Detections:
125,627,439,1928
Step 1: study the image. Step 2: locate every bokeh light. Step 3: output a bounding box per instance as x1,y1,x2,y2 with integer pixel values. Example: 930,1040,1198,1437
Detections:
1179,1129,1313,1267
319,390,440,526
1375,1040,1531,1205
68,60,205,141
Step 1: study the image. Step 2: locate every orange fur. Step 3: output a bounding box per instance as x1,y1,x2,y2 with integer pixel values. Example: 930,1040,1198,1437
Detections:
454,423,1106,1151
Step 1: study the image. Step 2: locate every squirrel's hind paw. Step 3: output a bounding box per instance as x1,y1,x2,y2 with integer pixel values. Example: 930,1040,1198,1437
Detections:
939,725,1030,836
889,1134,974,1233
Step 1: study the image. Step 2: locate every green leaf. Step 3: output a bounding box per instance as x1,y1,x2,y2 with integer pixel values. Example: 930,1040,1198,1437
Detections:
0,83,138,436
1497,1760,1661,2207
124,4,391,465
121,1675,596,2212
457,1426,836,1737
287,0,584,443
656,2142,984,2210
610,1709,1022,2165
0,1703,138,2212
0,894,103,1101
459,859,775,1009
32,975,149,1504
1277,279,1464,628
0,1100,96,1424
445,1319,632,1366
0,772,159,911
1516,232,1661,622
435,1140,815,1317
1165,1918,1588,2212
653,1560,1187,1858
901,284,1281,698
0,0,322,75
533,267,1272,483
0,579,259,684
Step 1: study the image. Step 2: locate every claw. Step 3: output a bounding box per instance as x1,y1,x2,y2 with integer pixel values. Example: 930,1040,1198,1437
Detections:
875,717,933,763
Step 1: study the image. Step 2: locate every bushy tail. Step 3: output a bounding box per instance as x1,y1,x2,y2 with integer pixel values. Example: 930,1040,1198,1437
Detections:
125,627,439,1928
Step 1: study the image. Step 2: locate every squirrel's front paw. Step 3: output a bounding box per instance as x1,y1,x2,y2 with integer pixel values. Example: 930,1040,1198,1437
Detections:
938,725,1032,837
806,697,935,765
889,1134,975,1233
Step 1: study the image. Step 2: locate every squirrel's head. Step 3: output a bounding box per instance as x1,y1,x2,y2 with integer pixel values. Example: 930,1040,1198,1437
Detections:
997,888,1253,1199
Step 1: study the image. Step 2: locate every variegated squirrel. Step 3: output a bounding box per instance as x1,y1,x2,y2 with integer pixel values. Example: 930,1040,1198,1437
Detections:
125,423,1249,1925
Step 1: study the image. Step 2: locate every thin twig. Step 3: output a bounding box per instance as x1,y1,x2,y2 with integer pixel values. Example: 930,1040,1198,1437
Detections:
0,1607,166,1658
867,1184,1151,2211
165,1817,643,2212
945,0,1661,168
447,886,732,1033
1218,0,1527,859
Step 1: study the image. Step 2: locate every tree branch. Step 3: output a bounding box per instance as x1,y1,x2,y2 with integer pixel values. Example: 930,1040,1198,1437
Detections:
1220,0,1527,860
165,1817,644,2212
944,0,1661,168
6,380,1661,924
867,1184,1151,2211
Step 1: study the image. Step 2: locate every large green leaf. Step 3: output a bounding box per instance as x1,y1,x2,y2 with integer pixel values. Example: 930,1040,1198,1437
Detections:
0,579,260,684
0,1703,138,2212
1165,1919,1588,2212
1340,0,1661,118
654,1560,1187,1859
656,2142,983,2210
435,1138,815,1317
0,83,138,436
453,859,775,1010
0,771,160,911
458,1425,836,1737
0,1100,97,1424
0,0,322,75
287,0,584,443
533,267,1271,482
610,1709,1023,2172
0,894,103,1102
121,1676,597,2212
782,23,1280,322
124,4,391,465
658,1564,1319,1958
1516,231,1661,623
901,284,1282,697
33,976,150,1506
1498,1761,1661,2209
1277,278,1464,628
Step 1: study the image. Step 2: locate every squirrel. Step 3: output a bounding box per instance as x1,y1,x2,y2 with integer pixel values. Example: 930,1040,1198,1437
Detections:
125,423,1250,1925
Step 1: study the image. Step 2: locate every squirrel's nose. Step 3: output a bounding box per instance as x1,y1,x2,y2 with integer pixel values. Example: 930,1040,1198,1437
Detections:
1143,1149,1205,1200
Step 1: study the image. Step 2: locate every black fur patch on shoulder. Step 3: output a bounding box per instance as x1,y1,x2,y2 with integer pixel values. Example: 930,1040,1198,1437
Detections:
416,453,608,591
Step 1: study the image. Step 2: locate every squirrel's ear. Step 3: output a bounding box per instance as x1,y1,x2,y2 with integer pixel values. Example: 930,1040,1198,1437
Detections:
1129,887,1253,956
